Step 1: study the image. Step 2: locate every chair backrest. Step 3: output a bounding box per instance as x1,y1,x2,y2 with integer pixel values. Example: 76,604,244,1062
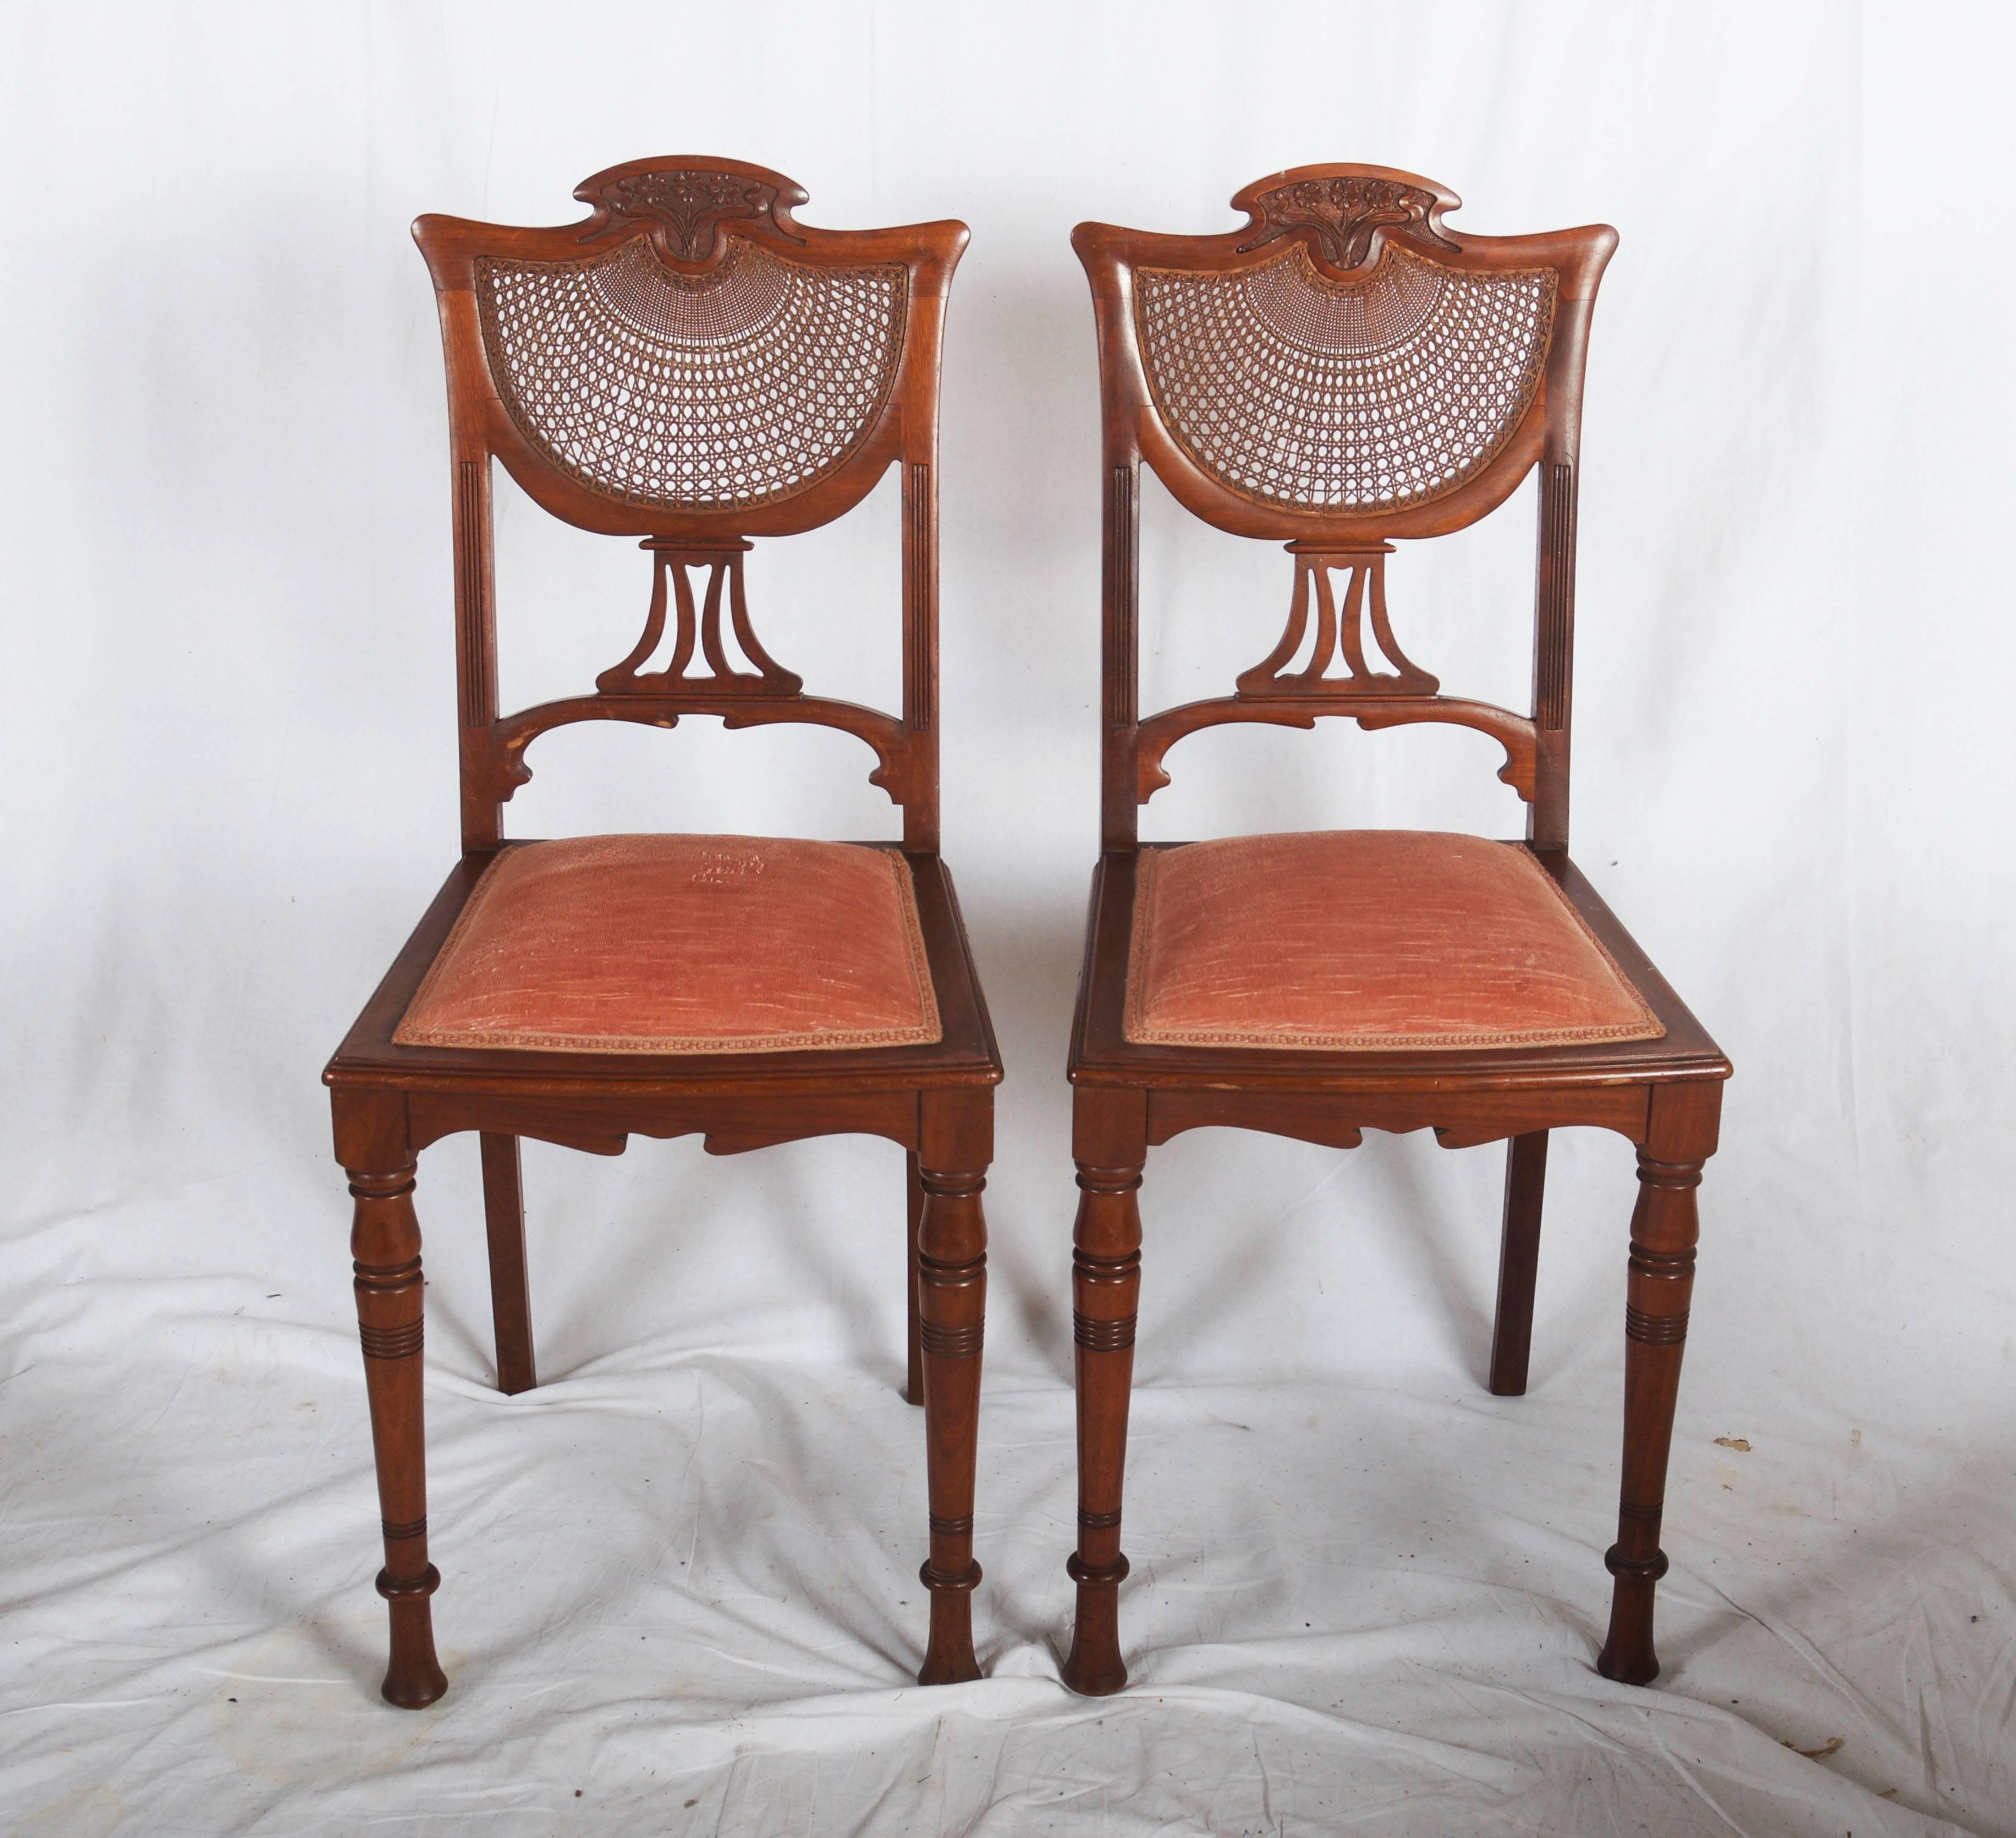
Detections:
1073,164,1616,852
413,158,968,852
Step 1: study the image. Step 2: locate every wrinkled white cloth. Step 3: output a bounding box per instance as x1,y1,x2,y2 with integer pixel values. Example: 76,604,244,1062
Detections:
3,1,2014,1832
1,1132,2007,1834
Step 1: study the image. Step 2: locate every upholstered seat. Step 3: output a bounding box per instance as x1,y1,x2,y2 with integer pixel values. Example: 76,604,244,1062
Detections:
395,833,941,1055
1125,830,1663,1052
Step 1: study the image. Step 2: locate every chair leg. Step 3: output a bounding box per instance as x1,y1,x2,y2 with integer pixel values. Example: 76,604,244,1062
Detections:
905,1150,925,1406
1062,1090,1146,1697
479,1134,536,1395
914,1094,988,1685
1597,1120,1711,1686
1488,1130,1550,1396
348,1162,448,1709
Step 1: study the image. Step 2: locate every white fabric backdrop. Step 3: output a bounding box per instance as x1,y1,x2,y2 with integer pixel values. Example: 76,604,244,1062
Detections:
3,2,2012,1832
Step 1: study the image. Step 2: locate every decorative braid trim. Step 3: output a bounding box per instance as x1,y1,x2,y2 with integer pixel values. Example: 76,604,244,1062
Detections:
394,841,940,1055
1124,839,1665,1050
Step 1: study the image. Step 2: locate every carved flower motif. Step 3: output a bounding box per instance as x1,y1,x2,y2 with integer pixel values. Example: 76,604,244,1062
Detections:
602,170,773,260
1252,176,1448,268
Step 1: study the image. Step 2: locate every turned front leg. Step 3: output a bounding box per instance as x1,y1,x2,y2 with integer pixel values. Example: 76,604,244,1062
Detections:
1061,1156,1143,1696
349,1164,447,1709
915,1159,986,1684
1597,1148,1702,1686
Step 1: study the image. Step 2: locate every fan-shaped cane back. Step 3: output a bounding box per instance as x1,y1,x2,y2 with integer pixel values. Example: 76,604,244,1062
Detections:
1135,241,1556,512
1059,165,1731,1701
475,237,907,512
323,159,999,1713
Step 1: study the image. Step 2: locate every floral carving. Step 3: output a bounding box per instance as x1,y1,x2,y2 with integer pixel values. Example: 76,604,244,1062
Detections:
591,168,801,260
1240,176,1456,267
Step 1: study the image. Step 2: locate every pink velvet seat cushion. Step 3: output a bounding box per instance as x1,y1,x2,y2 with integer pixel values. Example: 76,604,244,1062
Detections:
1125,830,1663,1052
395,834,941,1055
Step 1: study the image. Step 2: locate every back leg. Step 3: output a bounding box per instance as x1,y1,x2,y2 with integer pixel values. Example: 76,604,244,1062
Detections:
905,1150,925,1405
1488,1131,1548,1396
480,1133,536,1395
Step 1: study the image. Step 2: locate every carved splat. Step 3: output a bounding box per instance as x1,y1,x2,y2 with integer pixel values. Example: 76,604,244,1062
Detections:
580,166,806,262
1235,175,1458,268
470,538,912,808
1237,547,1438,698
1131,543,1539,805
598,542,804,699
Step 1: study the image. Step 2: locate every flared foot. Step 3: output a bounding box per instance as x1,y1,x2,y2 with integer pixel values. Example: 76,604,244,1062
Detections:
1595,1545,1667,1685
1061,1552,1130,1695
916,1560,981,1685
378,1570,448,1708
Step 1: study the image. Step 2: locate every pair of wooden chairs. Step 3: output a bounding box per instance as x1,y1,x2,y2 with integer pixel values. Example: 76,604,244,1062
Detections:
325,158,1729,1710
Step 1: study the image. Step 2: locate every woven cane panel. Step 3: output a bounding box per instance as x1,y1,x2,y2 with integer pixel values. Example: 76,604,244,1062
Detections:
1135,244,1557,512
475,237,907,511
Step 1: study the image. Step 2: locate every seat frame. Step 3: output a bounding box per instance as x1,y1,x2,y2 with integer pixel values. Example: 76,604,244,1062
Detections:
1060,165,1731,1694
324,160,1001,1708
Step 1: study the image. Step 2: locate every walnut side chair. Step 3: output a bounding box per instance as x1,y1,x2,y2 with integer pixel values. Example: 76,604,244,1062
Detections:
1059,166,1732,1694
322,160,1001,1708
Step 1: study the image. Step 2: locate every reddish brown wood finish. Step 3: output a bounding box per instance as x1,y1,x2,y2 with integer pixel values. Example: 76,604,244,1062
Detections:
479,1132,535,1396
325,161,999,1707
905,1150,926,1407
1489,1130,1548,1397
1060,167,1731,1696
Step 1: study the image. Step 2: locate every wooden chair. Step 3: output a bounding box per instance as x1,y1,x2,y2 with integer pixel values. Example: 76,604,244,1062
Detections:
1060,166,1731,1695
323,160,1000,1708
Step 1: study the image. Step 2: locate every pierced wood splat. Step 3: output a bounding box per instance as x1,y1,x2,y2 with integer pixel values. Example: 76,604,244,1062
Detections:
600,542,803,698
1133,544,1539,805
471,541,914,809
1237,547,1437,698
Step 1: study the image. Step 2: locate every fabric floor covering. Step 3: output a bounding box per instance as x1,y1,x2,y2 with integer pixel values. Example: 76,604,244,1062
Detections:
1,1140,2007,1837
